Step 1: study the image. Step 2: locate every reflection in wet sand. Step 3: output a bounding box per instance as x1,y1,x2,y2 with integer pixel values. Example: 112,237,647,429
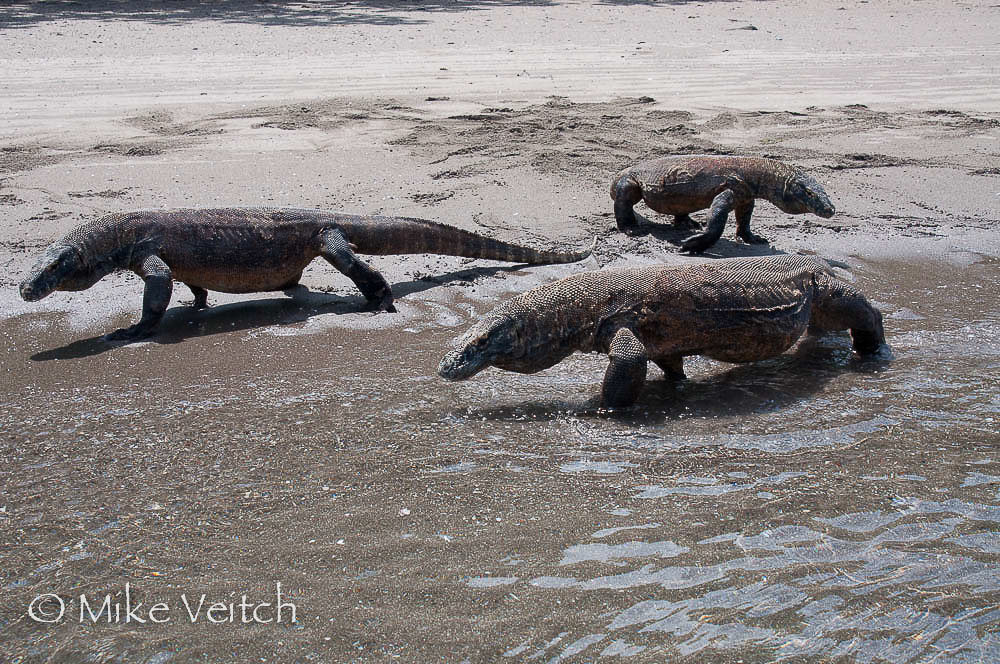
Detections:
3,258,998,661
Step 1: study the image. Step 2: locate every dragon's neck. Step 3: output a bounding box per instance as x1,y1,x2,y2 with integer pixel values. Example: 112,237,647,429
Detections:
65,215,143,275
733,156,794,200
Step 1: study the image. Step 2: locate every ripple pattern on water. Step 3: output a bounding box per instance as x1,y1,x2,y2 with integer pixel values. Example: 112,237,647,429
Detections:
495,493,1000,661
637,472,806,499
559,541,688,566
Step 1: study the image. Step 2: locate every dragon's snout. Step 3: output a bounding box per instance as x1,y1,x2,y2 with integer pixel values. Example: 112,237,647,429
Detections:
19,274,53,302
815,198,836,218
19,281,39,302
439,321,508,381
19,270,55,302
20,244,79,302
437,348,487,381
808,182,836,218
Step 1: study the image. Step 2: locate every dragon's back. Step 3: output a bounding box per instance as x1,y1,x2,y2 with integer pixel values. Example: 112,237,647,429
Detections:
502,254,826,360
511,254,822,312
70,208,332,292
639,254,823,361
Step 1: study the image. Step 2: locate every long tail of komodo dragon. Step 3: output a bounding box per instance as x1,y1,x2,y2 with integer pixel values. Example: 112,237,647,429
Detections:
337,215,595,264
328,214,595,314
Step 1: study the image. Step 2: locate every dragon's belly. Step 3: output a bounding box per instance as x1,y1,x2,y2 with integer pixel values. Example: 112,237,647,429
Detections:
641,298,812,364
640,176,729,215
160,226,319,293
169,262,311,293
698,323,806,363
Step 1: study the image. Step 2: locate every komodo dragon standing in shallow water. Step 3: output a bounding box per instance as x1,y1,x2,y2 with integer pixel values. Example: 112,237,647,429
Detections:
19,208,594,341
439,254,887,408
610,155,836,254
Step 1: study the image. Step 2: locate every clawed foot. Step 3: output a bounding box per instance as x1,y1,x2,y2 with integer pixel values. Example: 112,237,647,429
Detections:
595,400,639,414
869,343,893,360
659,370,686,381
738,231,770,245
282,284,309,300
104,324,154,343
618,224,649,237
362,294,397,313
851,342,893,366
191,300,209,311
580,396,636,415
679,233,713,254
852,332,891,358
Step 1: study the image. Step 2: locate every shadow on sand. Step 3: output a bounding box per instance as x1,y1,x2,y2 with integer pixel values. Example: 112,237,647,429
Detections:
459,335,891,423
1,1,757,30
621,211,789,260
29,263,526,361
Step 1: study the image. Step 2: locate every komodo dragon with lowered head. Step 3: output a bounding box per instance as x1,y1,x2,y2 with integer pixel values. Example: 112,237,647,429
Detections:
438,254,887,408
19,208,594,341
611,155,836,254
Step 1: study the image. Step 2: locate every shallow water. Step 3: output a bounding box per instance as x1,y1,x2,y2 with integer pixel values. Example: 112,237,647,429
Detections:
1,255,997,662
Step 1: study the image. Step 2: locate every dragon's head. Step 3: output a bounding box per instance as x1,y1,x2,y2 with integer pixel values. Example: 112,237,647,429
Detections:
851,307,887,356
777,173,835,218
20,243,88,302
438,314,521,381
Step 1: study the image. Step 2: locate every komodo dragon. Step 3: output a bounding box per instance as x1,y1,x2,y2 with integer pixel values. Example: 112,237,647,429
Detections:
19,208,594,341
438,254,887,408
610,155,836,253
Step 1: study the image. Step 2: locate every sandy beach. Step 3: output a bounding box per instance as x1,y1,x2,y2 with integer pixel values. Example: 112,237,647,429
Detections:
2,1,999,662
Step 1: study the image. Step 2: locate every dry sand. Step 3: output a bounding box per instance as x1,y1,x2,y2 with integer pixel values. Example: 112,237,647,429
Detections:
1,1,999,662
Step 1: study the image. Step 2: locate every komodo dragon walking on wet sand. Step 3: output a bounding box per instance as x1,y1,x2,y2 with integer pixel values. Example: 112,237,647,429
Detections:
439,254,887,408
19,208,594,341
611,155,836,254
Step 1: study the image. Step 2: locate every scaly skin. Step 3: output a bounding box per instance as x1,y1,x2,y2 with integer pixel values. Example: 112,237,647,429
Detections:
19,208,594,341
438,255,887,408
610,155,836,253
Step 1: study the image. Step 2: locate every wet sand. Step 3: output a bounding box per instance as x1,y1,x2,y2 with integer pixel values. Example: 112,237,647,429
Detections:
2,2,999,662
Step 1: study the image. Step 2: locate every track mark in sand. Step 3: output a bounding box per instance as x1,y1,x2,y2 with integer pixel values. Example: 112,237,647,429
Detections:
89,140,171,157
830,153,912,170
393,96,724,186
923,108,1000,129
209,97,423,132
431,164,494,180
125,110,224,138
4,97,426,177
25,210,72,224
393,98,1000,180
87,110,229,158
0,144,68,175
67,188,134,200
0,193,27,206
410,191,455,204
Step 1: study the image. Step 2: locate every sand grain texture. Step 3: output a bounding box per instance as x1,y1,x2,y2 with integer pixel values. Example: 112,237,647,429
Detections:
2,2,999,663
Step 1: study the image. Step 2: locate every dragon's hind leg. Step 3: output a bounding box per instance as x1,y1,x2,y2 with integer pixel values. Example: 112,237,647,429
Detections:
735,200,768,245
186,284,208,309
319,229,395,312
